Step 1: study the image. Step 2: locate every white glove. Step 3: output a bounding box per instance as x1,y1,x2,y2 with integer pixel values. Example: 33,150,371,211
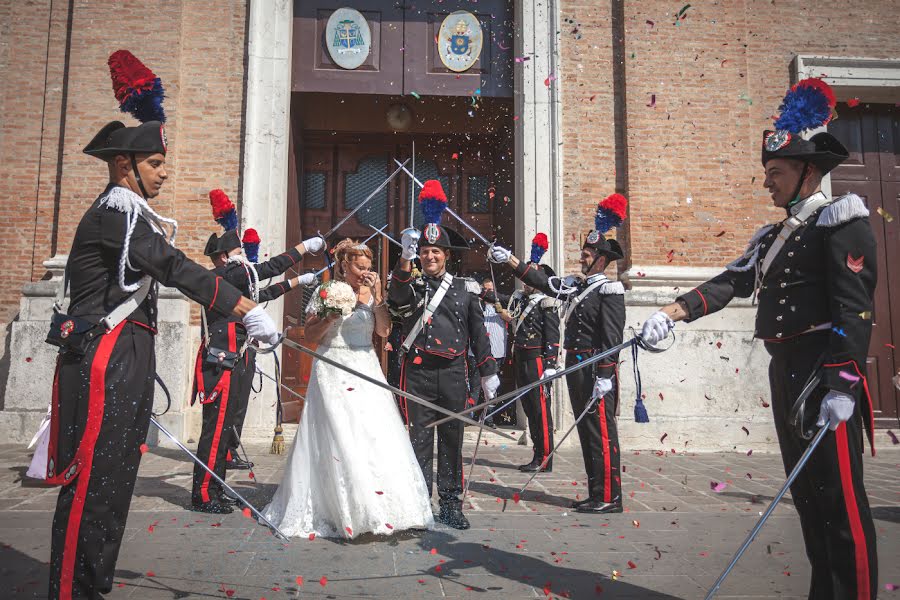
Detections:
481,374,501,401
641,311,675,346
295,273,317,287
302,236,325,254
242,305,280,345
562,274,580,287
540,368,559,381
488,244,512,264
401,229,420,261
817,390,855,431
591,377,613,400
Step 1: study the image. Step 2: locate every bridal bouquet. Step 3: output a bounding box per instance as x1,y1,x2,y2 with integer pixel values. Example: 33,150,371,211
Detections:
309,280,357,318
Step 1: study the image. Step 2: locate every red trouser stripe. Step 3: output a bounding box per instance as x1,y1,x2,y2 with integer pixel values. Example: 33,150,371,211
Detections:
59,323,125,600
200,324,236,503
535,357,551,457
597,396,611,503
835,424,871,600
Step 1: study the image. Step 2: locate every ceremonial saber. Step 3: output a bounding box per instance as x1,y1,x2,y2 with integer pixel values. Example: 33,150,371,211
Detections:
461,405,489,502
393,158,494,246
428,335,661,428
369,224,402,247
320,160,409,240
314,225,390,276
149,417,290,541
483,386,534,423
703,421,832,599
502,392,603,511
256,367,307,403
278,336,518,440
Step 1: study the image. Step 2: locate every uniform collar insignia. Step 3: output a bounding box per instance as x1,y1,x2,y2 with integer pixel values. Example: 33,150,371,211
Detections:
789,191,828,217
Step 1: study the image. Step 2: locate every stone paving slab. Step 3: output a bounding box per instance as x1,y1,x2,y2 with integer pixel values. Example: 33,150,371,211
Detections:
0,435,898,599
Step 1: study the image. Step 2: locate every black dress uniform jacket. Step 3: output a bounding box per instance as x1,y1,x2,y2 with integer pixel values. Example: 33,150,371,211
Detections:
676,193,877,447
509,291,561,365
49,184,243,600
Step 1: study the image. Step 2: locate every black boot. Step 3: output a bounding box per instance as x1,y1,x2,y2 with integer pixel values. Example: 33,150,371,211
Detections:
191,499,234,514
437,504,470,530
226,456,253,470
574,496,623,514
519,456,552,473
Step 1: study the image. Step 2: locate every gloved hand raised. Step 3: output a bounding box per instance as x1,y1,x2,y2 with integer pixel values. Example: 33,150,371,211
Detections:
488,245,512,264
302,236,326,255
591,377,613,400
242,305,280,345
817,390,855,431
401,229,420,261
295,273,317,287
540,368,559,382
640,311,675,346
481,374,501,401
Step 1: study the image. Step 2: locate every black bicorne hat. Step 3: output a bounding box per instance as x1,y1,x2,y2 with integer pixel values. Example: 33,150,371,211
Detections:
582,235,624,261
761,130,848,175
204,230,241,256
83,120,168,159
419,223,471,250
761,78,848,175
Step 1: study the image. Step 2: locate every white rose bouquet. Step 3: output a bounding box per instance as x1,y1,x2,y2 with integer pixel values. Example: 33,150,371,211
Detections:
307,280,357,318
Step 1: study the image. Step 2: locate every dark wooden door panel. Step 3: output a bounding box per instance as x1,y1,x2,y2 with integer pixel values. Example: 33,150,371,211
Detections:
403,1,513,97
829,104,881,181
293,1,404,94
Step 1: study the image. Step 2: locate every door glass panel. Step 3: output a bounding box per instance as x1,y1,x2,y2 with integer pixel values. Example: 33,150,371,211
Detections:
467,175,490,213
302,172,326,209
345,155,389,227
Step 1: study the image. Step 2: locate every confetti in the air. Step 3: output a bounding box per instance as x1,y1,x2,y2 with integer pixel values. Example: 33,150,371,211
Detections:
847,98,861,107
877,207,894,222
710,481,728,493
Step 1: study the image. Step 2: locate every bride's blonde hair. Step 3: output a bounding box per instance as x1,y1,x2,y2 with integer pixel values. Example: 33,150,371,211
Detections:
333,238,374,280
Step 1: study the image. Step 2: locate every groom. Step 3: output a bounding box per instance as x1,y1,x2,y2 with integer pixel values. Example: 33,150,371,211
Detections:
388,180,500,530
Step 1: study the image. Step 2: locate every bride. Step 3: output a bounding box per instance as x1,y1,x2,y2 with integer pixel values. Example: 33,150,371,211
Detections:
262,239,434,538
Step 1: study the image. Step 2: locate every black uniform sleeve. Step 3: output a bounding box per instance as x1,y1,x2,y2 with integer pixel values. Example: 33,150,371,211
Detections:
592,294,625,379
513,261,554,296
254,247,303,280
468,293,498,377
676,268,756,322
387,262,418,314
541,304,561,369
257,280,293,303
112,213,242,317
820,218,877,395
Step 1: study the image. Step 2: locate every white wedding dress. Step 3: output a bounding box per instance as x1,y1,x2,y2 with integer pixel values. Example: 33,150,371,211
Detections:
262,296,434,538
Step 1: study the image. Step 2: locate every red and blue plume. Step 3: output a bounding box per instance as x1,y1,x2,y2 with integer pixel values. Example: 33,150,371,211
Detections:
209,189,238,232
773,78,836,135
418,179,447,225
595,193,628,234
108,50,166,124
242,229,260,263
530,232,549,263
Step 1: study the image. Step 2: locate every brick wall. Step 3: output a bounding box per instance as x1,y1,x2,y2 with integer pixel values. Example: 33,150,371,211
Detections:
0,1,248,323
559,0,900,274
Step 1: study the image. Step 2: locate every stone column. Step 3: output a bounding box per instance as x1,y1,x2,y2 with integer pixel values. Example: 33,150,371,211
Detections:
237,0,294,443
515,0,569,432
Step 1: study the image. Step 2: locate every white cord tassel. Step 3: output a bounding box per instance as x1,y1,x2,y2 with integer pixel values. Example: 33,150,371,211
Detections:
227,254,260,303
100,186,179,293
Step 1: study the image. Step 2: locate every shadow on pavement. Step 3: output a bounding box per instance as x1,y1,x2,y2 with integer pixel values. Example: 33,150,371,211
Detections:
0,543,48,599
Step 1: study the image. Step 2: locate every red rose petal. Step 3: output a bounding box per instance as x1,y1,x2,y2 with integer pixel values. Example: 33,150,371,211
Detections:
296,576,304,585
385,523,394,529
847,98,860,107
413,356,423,364
430,548,438,555
139,443,149,455
345,527,353,536
308,533,316,541
146,571,156,577
242,507,252,518
319,576,328,586
375,490,384,495
627,560,637,569
513,492,521,504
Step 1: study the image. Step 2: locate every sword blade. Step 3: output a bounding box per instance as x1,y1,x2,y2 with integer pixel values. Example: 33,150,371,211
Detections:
231,425,257,486
279,336,517,440
427,337,641,428
149,417,290,541
322,160,409,239
256,367,307,402
369,224,402,247
703,421,831,599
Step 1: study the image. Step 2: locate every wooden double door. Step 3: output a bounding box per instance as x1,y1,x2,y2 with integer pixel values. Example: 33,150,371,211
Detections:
280,132,515,405
830,103,900,426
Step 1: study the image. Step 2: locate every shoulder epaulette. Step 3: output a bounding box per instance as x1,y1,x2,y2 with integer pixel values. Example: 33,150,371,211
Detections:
597,281,625,295
817,194,869,227
462,278,482,295
746,223,776,248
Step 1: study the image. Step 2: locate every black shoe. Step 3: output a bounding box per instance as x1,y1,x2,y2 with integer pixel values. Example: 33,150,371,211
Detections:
483,417,496,429
570,497,592,509
218,492,238,505
437,505,470,530
226,456,253,470
191,500,234,514
574,497,623,514
519,458,552,473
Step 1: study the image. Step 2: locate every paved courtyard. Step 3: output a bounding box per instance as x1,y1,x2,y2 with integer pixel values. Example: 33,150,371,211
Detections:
0,431,898,599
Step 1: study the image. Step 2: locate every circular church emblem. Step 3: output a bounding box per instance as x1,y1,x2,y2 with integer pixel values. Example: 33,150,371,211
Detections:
326,8,371,70
438,11,483,73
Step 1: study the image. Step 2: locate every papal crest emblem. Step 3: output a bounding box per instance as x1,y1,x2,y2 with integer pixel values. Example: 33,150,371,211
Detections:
325,8,371,70
765,130,792,152
586,230,601,245
438,11,483,73
425,223,441,244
